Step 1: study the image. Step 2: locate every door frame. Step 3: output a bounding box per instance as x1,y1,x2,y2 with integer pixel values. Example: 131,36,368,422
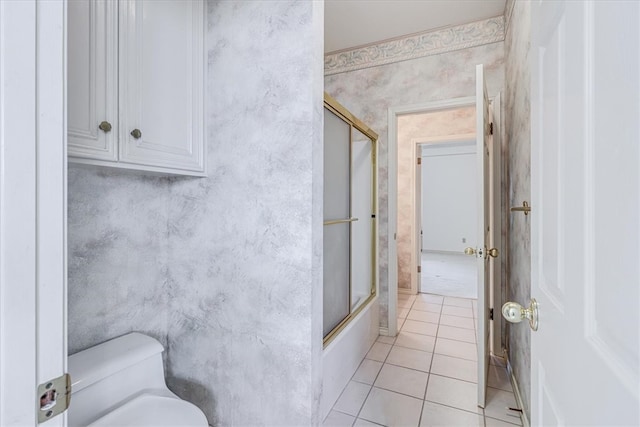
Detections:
0,1,67,425
411,134,476,295
387,95,503,346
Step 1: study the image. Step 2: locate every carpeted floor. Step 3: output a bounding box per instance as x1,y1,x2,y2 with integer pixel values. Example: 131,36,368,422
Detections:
420,251,477,299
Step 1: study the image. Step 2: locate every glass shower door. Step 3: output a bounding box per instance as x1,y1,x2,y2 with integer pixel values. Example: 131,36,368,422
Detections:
323,107,351,337
323,93,377,344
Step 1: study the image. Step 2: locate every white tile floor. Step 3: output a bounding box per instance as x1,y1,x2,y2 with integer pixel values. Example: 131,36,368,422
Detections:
324,293,523,427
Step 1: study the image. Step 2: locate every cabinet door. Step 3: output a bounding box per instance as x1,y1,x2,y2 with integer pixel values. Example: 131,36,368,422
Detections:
67,0,118,161
119,0,205,174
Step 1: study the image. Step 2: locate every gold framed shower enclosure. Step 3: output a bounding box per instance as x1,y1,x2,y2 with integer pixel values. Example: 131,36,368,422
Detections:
323,93,378,348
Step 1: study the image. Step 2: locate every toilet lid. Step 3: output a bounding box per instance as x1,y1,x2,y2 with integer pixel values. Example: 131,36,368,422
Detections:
88,393,208,427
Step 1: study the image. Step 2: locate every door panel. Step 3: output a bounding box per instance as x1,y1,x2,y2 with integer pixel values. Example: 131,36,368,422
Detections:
475,64,491,408
119,0,204,172
67,0,118,161
0,1,67,424
531,1,639,424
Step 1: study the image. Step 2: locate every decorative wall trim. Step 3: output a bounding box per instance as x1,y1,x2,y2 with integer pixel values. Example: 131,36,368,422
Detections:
325,16,505,75
507,357,531,427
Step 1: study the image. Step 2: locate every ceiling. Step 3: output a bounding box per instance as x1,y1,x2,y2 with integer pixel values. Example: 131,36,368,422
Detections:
325,0,507,54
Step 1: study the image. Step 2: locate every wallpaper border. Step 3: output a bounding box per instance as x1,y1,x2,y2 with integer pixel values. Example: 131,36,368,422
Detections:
325,16,505,75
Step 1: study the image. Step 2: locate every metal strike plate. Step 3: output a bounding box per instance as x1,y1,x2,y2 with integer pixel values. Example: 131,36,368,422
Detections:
37,373,71,423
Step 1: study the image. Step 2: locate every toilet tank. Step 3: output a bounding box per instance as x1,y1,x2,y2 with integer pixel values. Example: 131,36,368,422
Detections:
68,333,173,427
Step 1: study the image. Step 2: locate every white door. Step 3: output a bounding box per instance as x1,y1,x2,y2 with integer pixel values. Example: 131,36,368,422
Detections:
474,64,492,408
529,1,639,424
0,0,67,426
415,145,422,293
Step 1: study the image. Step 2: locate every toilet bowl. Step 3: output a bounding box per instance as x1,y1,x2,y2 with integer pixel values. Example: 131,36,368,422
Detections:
68,332,208,427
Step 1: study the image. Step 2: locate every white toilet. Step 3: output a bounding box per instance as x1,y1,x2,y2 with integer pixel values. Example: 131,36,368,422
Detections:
68,332,208,427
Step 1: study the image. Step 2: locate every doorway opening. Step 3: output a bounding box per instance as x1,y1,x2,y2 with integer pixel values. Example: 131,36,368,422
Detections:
418,137,478,300
388,95,503,354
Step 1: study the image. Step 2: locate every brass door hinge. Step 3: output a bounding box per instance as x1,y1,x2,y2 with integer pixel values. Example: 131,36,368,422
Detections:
417,265,421,273
490,122,494,135
417,157,422,165
37,374,71,422
490,308,494,320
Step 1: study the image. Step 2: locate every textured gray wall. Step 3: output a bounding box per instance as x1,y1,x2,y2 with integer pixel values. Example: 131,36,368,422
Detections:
165,1,324,425
67,166,170,355
324,41,505,329
68,1,324,425
504,0,531,420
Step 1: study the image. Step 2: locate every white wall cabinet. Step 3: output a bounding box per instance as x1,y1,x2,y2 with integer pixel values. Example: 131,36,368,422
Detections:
68,0,205,176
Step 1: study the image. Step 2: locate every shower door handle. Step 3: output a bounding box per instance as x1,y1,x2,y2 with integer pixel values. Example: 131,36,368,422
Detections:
323,217,359,226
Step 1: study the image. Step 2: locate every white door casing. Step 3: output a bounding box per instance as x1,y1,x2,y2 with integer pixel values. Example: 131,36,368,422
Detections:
531,1,639,425
387,95,502,357
413,143,421,295
475,64,491,408
387,97,476,336
0,0,67,425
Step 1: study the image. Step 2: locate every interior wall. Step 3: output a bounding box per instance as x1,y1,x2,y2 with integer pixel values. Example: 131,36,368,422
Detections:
325,30,504,326
396,108,476,289
67,166,170,354
421,146,477,253
504,0,531,420
165,1,324,425
67,1,324,425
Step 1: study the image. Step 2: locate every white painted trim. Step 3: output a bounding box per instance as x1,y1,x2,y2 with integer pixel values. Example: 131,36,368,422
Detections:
379,327,389,336
387,108,399,337
0,1,67,424
0,1,38,423
507,357,530,427
36,5,68,426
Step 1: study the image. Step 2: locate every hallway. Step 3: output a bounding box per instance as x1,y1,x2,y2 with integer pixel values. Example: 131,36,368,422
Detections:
324,293,522,426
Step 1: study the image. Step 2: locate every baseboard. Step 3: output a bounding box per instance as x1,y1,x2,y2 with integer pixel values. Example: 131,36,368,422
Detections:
506,357,530,427
379,327,389,336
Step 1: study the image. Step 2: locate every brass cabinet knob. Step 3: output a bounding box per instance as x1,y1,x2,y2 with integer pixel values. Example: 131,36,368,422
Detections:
488,248,499,258
464,247,476,256
98,121,112,133
130,128,142,139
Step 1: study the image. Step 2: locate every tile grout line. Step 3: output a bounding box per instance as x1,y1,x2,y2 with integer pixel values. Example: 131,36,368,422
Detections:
352,296,420,425
417,299,443,426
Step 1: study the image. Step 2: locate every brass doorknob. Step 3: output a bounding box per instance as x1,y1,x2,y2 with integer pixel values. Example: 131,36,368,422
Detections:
464,247,476,256
502,299,538,331
130,128,142,139
98,121,112,133
488,248,499,258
